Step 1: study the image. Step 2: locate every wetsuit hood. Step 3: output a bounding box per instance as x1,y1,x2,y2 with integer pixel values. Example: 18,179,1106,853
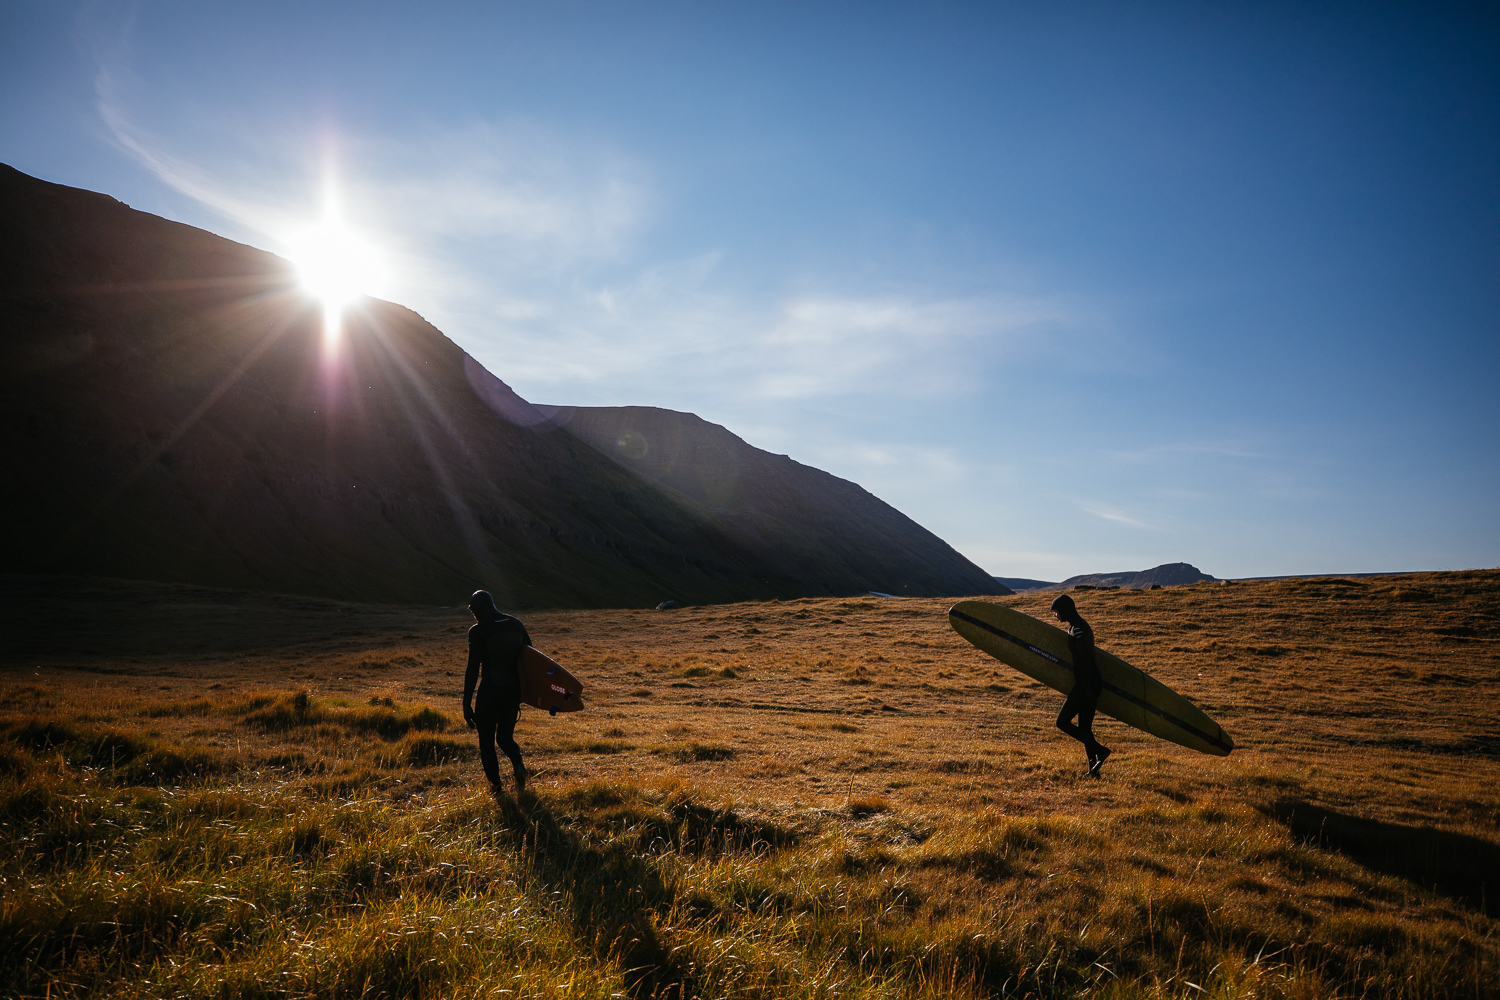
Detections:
469,590,500,620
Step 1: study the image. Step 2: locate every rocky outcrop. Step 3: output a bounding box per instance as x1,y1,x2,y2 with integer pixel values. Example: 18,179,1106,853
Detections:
995,563,1217,592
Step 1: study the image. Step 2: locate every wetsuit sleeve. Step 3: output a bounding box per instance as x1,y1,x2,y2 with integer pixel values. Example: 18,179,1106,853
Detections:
463,625,482,705
520,624,533,648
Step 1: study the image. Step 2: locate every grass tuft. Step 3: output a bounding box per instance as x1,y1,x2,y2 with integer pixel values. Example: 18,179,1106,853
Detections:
386,733,471,767
237,689,450,740
651,740,738,763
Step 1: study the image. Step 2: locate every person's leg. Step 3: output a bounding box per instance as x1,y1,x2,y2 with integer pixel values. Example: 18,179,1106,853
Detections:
1056,692,1090,747
495,697,527,791
1057,691,1109,771
474,704,503,791
1075,697,1111,774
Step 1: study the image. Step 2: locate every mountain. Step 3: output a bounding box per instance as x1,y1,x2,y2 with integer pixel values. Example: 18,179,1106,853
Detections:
1061,563,1216,589
0,164,1005,606
541,405,1011,600
995,563,1217,592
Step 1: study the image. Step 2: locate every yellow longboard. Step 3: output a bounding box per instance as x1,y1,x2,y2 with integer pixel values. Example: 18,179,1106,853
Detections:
949,601,1233,756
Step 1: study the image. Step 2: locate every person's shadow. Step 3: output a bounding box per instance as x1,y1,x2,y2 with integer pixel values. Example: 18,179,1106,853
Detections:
1268,798,1500,916
489,793,699,1000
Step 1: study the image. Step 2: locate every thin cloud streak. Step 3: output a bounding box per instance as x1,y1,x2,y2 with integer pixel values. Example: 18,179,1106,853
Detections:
1079,505,1161,531
749,293,1080,400
358,122,651,268
97,68,285,234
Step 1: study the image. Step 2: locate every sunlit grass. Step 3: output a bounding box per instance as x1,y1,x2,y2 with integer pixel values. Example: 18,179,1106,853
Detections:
1,691,1495,999
2,570,1497,998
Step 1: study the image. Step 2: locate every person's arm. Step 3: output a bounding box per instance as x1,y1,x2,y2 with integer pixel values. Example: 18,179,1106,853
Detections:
1074,625,1100,685
462,628,481,728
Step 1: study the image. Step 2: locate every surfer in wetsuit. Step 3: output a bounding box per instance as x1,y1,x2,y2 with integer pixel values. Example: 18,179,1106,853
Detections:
1051,593,1112,777
463,590,531,795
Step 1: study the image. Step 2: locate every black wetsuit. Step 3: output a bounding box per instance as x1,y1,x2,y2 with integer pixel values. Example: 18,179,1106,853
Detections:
465,613,531,788
1056,615,1108,760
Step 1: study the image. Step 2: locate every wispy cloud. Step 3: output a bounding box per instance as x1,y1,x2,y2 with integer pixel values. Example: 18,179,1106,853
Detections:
96,67,291,233
357,122,650,269
750,293,1078,399
1078,504,1161,531
491,284,1085,404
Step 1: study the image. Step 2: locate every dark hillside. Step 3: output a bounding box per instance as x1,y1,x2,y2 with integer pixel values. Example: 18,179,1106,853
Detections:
543,405,1008,598
0,165,1002,605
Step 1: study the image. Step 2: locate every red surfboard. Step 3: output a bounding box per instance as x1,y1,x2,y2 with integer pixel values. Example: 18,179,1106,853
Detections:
519,646,585,715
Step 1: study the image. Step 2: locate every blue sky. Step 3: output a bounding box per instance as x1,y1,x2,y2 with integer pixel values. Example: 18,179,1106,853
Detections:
4,1,1497,579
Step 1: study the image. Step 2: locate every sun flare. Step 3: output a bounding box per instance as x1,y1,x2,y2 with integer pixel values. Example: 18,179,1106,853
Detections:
286,181,389,347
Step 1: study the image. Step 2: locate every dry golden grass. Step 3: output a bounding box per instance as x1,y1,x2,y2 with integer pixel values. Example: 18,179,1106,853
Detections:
1,570,1497,998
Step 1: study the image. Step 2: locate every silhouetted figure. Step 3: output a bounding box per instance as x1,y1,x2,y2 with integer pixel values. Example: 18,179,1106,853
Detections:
463,590,531,795
1051,593,1112,777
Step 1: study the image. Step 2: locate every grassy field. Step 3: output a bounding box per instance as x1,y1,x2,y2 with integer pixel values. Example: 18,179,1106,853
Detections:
1,570,1497,998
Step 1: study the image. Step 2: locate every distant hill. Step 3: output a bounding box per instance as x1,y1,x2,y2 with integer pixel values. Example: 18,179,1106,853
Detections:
1061,563,1216,589
996,563,1217,592
0,164,1005,606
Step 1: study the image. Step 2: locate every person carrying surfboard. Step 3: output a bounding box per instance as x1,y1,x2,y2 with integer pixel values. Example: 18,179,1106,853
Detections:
1050,593,1112,777
463,589,532,795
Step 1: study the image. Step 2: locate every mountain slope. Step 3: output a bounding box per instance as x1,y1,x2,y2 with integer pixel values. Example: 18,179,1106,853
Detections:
543,405,1010,598
0,164,1004,606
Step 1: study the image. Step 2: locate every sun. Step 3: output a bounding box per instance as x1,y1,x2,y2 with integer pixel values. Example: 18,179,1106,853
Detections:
286,182,389,346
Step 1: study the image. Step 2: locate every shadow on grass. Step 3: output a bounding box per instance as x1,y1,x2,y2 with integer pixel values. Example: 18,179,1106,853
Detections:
494,794,700,1000
483,789,1053,999
1269,798,1500,916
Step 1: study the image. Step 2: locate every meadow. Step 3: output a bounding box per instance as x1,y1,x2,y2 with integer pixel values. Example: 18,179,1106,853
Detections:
1,570,1497,999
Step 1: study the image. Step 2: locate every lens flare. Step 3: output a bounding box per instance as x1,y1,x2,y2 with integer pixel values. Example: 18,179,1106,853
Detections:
286,178,389,349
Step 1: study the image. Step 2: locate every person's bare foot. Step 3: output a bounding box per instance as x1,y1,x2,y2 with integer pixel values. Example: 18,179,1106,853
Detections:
513,766,528,794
